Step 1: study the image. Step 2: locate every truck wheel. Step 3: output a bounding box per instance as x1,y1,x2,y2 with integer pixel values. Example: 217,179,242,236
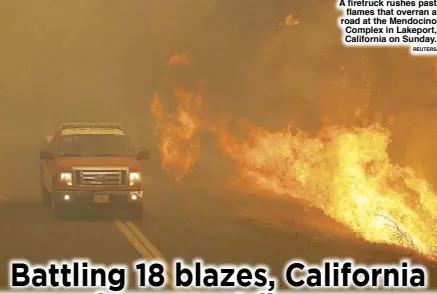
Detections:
51,199,68,219
40,177,51,206
129,205,143,220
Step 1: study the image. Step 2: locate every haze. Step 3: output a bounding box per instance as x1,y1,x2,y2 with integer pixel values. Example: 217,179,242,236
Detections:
1,0,436,200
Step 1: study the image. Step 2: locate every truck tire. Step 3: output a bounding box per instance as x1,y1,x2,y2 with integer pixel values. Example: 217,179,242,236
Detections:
129,204,143,220
51,200,68,219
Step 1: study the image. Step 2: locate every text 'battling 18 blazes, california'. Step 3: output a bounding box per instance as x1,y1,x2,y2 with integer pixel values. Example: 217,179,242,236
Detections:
7,259,428,291
337,0,437,55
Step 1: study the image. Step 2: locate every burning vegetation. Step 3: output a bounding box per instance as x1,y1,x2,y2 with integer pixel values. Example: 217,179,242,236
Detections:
150,54,203,181
151,53,437,259
218,122,437,257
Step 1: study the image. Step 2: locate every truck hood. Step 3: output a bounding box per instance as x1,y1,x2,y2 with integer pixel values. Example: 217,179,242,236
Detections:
55,156,141,171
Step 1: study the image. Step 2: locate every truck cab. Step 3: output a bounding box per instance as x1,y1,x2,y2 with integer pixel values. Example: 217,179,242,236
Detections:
40,123,149,219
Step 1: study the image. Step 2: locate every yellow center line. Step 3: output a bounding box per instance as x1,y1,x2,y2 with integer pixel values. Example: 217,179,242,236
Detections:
123,221,167,261
114,220,175,288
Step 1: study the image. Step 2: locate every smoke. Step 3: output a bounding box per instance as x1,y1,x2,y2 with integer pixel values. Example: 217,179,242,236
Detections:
0,0,436,200
164,0,437,186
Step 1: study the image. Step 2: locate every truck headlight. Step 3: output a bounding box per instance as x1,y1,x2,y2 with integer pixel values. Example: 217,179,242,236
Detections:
129,172,141,186
59,172,72,186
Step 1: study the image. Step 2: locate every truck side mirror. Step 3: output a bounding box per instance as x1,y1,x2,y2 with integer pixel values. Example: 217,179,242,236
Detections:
40,150,53,159
137,150,149,160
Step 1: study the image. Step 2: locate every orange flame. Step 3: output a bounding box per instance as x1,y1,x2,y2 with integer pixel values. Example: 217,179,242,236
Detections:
151,55,437,259
151,54,203,181
167,53,191,67
280,14,300,26
218,122,437,257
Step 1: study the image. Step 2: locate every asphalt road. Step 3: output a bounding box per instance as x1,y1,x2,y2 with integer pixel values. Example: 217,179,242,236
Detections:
1,177,437,291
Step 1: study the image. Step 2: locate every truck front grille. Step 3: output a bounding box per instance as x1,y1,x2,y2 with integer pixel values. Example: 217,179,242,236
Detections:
73,168,128,186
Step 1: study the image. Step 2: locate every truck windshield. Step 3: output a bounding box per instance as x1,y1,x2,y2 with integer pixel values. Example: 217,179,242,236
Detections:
58,134,135,157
